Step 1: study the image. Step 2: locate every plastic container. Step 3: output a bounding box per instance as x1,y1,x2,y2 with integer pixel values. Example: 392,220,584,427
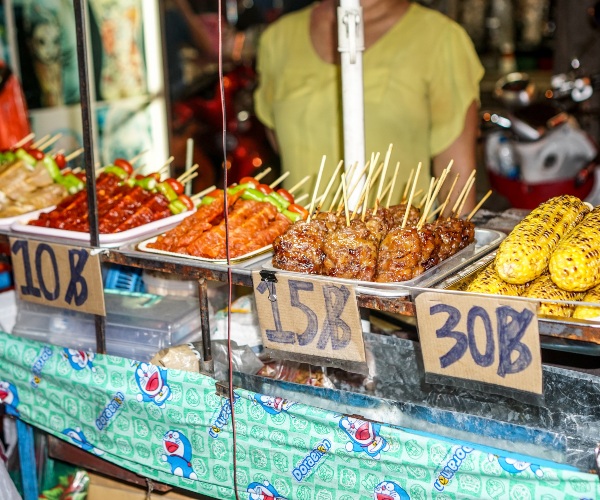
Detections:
142,270,197,297
12,290,202,361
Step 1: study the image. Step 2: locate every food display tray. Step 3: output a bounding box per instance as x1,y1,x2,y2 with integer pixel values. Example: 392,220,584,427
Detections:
9,208,195,248
0,207,49,230
137,236,273,265
261,228,506,298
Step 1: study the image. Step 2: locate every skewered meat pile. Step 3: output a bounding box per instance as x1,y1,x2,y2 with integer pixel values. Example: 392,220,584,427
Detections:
272,204,475,283
148,195,292,260
28,172,173,233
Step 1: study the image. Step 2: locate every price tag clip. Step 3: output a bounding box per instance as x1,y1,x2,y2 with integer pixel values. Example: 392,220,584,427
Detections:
259,270,278,302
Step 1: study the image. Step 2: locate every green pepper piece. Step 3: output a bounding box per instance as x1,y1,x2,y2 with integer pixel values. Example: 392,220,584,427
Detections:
241,187,266,202
103,165,129,180
157,181,178,201
61,173,85,194
227,182,254,195
135,176,157,191
282,209,302,223
5,151,15,163
168,198,187,214
200,195,215,205
15,148,37,168
267,191,290,210
42,156,61,180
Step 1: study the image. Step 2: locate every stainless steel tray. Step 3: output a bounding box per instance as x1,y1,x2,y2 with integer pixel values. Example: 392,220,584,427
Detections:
262,228,506,298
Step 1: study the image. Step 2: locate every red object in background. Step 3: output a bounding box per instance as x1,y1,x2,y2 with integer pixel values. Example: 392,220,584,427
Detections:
0,64,31,150
488,164,596,209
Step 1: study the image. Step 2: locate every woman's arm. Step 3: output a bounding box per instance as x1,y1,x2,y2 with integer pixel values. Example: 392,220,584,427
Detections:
433,100,479,216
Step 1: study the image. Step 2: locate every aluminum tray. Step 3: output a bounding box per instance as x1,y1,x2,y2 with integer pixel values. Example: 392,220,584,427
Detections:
261,228,505,298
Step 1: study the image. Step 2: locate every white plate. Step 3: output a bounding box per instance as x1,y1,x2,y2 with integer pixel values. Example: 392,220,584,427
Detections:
10,209,195,248
137,236,273,264
0,207,50,230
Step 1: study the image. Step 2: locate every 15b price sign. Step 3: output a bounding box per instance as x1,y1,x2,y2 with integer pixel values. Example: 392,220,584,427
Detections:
415,291,542,395
252,271,366,364
10,238,106,316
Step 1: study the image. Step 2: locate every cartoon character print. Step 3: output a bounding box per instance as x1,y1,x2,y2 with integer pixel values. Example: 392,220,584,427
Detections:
373,481,410,500
339,416,390,460
0,381,19,416
62,427,103,455
62,348,96,372
254,394,296,415
247,480,287,500
135,363,172,408
489,454,544,478
161,429,197,479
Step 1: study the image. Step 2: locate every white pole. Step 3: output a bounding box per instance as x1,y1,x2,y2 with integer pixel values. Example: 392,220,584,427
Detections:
338,0,365,210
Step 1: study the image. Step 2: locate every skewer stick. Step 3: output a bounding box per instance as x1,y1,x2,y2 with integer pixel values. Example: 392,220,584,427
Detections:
303,194,325,209
402,162,422,229
71,167,82,175
418,177,436,209
341,173,350,227
288,175,310,194
13,133,35,149
37,134,62,151
316,160,344,212
380,178,394,202
181,172,198,185
307,155,326,223
190,185,217,200
467,189,492,221
254,167,272,181
65,148,84,162
177,163,199,183
294,193,309,204
269,171,290,189
456,176,476,218
338,161,370,215
451,169,476,215
419,166,450,228
328,163,353,212
31,134,50,149
401,168,414,203
157,156,175,176
374,144,393,215
356,160,375,221
129,150,148,165
386,162,401,208
437,173,459,220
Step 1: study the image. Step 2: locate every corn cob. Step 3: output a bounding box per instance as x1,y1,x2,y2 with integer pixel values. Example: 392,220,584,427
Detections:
495,195,589,284
573,284,600,320
549,206,600,292
466,263,527,296
522,273,584,318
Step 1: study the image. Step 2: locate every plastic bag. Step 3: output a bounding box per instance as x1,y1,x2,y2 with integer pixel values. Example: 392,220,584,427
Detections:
211,295,262,351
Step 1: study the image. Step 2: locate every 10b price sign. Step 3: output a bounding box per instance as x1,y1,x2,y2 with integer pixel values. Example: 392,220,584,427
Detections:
252,271,366,364
10,238,106,316
415,291,542,395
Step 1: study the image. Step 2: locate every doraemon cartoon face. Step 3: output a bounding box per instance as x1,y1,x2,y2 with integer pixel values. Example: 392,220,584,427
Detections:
161,429,197,480
373,481,410,500
63,348,96,372
0,381,19,416
135,363,172,408
254,394,296,415
490,454,544,478
247,480,286,500
62,427,103,455
340,416,390,460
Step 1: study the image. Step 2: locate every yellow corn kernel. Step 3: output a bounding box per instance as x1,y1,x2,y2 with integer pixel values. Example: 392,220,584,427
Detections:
573,284,600,320
495,195,589,285
466,264,526,296
549,207,600,292
522,273,584,318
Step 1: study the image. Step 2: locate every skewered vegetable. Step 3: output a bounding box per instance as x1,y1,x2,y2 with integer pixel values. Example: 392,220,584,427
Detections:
522,273,584,318
495,195,589,285
549,206,600,292
573,285,600,320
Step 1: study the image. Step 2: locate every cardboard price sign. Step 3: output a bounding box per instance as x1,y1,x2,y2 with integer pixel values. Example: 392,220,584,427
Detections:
252,271,365,363
415,291,542,395
10,238,106,316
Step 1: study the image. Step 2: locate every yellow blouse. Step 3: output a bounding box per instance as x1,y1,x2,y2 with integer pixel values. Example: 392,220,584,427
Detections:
254,2,484,199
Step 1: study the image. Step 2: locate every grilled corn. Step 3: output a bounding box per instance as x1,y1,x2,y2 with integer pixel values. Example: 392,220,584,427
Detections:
495,195,589,285
549,206,600,292
466,263,526,296
522,273,584,318
573,284,600,320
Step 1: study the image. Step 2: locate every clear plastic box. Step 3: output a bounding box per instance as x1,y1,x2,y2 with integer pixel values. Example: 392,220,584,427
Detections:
12,290,202,362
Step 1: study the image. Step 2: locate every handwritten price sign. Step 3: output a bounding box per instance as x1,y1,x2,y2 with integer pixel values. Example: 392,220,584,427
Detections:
252,271,366,364
415,291,542,395
10,238,106,316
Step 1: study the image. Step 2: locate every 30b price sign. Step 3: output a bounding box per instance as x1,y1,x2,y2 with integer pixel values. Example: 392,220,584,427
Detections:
415,291,542,395
252,271,366,364
10,238,106,316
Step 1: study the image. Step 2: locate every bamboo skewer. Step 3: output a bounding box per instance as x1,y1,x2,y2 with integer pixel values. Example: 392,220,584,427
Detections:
37,134,62,151
451,169,476,215
354,161,375,221
402,162,422,229
65,148,84,162
294,193,309,204
337,161,370,215
316,160,344,212
437,173,459,220
341,173,350,227
31,134,50,149
456,175,476,218
181,172,198,185
129,150,148,164
177,164,199,183
328,162,356,212
254,167,272,181
307,156,326,223
386,162,401,209
13,133,35,149
401,168,414,203
190,185,217,201
374,145,393,215
303,194,326,209
467,190,492,221
418,164,451,228
418,178,436,210
288,175,310,194
269,171,290,189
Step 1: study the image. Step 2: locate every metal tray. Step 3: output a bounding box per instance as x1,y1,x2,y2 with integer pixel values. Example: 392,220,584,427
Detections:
262,228,506,298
